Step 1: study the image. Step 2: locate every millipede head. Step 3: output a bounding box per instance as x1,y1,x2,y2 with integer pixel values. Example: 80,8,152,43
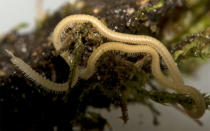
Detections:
4,49,15,57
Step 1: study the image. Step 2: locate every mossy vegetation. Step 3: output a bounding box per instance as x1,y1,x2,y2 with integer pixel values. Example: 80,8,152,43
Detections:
0,0,210,130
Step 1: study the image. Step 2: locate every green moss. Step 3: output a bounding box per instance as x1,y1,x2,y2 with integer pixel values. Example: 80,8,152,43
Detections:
162,0,210,45
12,22,28,32
145,0,164,12
136,0,165,20
172,27,210,73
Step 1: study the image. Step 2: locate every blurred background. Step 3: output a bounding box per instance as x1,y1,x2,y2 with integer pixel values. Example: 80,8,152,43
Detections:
0,0,210,131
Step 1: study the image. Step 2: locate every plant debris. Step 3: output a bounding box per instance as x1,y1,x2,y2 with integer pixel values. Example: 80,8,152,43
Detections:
0,0,210,130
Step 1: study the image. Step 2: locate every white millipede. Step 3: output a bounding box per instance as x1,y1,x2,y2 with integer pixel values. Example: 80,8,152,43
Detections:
5,14,205,119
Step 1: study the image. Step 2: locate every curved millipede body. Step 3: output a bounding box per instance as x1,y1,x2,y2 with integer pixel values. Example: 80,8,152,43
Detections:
5,14,205,119
53,14,184,85
79,42,205,119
